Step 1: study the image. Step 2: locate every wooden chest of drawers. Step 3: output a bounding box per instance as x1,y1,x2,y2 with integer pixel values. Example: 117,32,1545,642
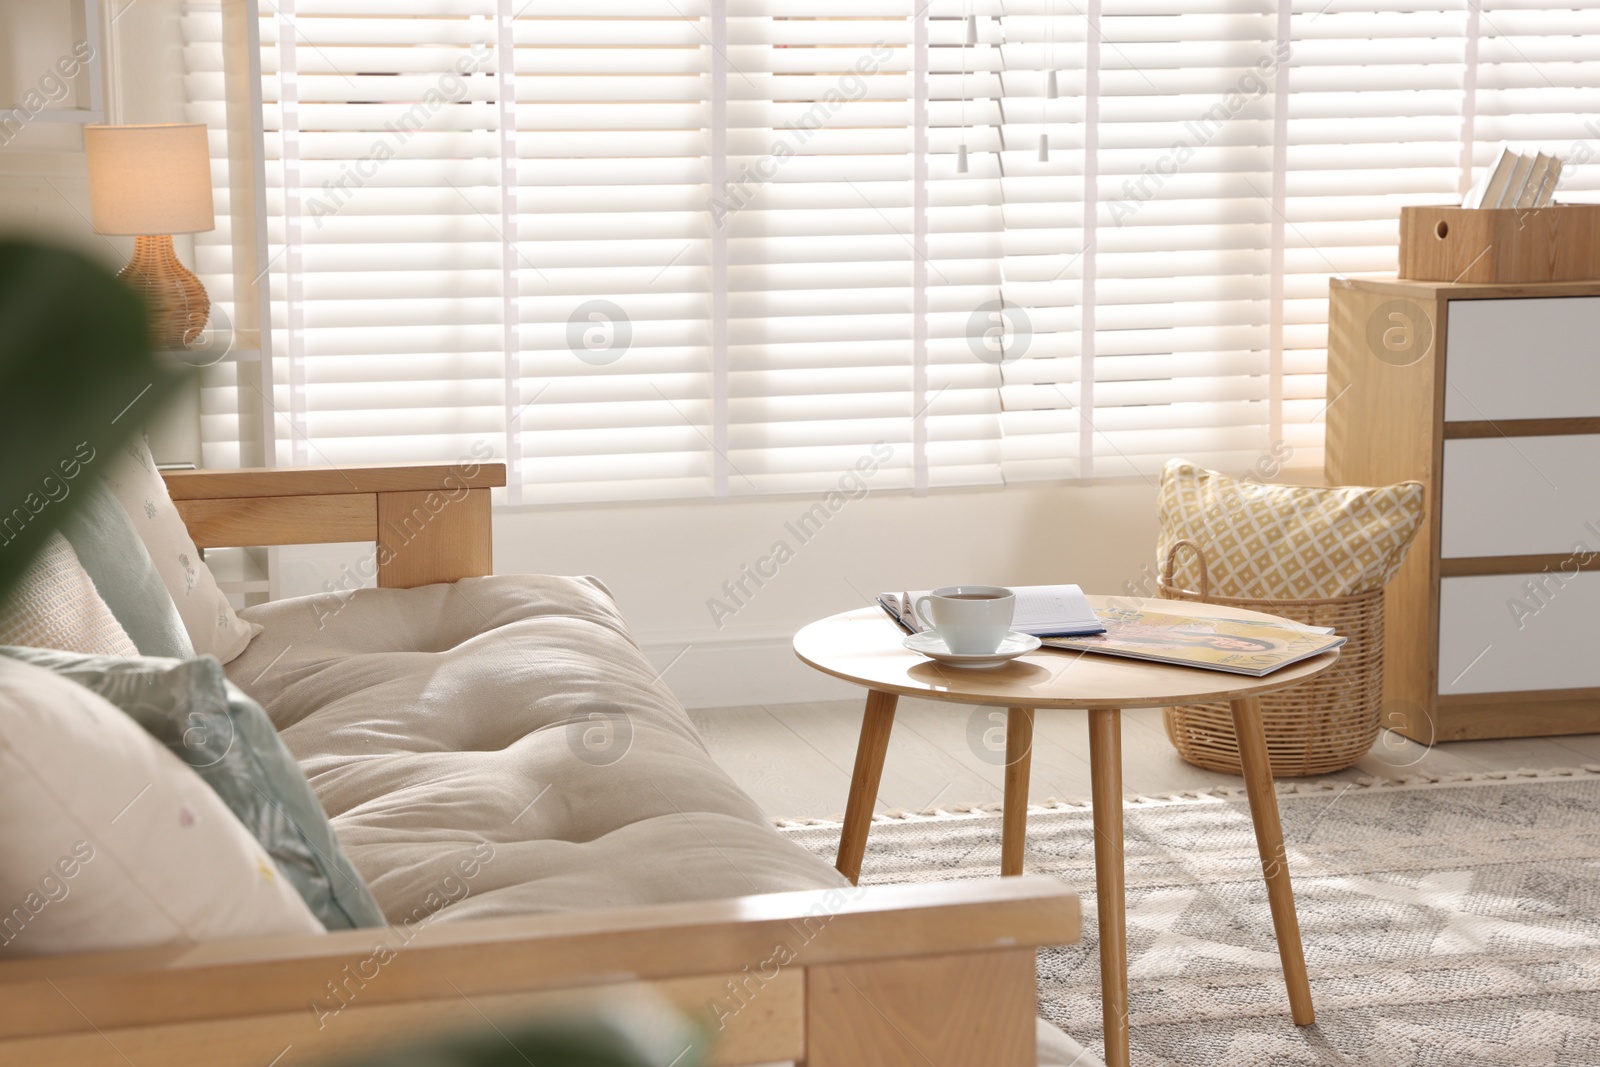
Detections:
1325,277,1600,743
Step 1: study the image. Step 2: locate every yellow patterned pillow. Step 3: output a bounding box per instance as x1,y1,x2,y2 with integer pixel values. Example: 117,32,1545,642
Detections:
1157,460,1426,600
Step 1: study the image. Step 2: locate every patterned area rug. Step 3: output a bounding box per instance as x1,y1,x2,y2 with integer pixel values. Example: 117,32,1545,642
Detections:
777,768,1600,1066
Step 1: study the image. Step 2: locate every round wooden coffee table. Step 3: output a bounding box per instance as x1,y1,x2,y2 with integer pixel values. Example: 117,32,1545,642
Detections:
793,597,1340,1067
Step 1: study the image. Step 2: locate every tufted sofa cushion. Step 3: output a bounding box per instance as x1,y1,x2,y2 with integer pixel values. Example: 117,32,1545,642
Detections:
226,574,848,923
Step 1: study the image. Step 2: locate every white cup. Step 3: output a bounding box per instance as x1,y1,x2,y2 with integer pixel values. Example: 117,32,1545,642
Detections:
914,585,1016,654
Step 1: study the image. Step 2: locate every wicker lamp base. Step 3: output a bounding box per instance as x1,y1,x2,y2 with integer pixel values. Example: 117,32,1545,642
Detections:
118,234,209,350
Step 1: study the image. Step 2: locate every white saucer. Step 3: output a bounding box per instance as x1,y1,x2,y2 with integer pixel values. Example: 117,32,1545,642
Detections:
903,630,1042,669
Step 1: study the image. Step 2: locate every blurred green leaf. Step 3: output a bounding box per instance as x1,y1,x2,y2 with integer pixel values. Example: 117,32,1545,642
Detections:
0,240,183,601
324,1016,704,1067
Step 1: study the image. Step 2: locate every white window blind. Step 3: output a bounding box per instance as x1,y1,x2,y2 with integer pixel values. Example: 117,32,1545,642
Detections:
1282,0,1474,473
510,1,1009,502
182,0,1600,501
1470,0,1600,202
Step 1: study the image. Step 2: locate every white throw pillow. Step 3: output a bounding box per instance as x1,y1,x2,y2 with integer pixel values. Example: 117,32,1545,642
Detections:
0,658,324,956
0,532,138,657
102,434,260,663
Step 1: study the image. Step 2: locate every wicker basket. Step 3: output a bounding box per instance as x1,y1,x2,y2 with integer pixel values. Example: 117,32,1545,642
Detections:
1157,539,1385,778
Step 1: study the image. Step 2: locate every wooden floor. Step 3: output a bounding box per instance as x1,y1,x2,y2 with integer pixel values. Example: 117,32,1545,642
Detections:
689,697,1600,821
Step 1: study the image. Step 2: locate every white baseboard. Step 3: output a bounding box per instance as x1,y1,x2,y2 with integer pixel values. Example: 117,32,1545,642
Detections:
637,632,859,710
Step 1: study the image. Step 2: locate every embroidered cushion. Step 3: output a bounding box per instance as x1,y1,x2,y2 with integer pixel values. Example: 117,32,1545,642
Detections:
102,434,260,662
0,646,385,931
0,657,323,957
58,478,194,658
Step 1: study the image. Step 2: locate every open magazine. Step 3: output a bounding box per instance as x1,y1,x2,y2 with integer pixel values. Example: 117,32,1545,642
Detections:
1041,604,1345,676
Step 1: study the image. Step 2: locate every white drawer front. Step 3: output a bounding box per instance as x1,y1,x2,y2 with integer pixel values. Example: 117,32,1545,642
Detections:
1441,436,1600,557
1445,297,1600,421
1438,573,1600,695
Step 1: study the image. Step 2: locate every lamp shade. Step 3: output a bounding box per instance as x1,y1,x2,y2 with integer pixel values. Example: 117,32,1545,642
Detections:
84,124,216,236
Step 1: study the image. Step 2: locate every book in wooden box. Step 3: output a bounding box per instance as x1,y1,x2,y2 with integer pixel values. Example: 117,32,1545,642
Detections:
1398,204,1600,284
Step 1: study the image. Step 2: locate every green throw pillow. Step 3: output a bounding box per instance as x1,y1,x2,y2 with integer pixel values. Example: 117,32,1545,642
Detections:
57,479,194,659
0,646,385,930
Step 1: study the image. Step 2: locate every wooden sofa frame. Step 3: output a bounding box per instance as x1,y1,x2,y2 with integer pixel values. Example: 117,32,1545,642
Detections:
0,462,1082,1067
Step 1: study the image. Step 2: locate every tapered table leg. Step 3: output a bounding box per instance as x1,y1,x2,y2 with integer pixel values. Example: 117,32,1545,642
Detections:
1230,695,1315,1025
1001,707,1035,876
835,689,898,885
1087,707,1129,1067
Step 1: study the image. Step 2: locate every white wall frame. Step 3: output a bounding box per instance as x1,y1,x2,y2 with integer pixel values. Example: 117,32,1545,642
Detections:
216,0,281,598
2,0,105,126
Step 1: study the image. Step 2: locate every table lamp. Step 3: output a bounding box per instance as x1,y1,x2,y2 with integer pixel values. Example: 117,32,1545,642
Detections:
84,123,216,349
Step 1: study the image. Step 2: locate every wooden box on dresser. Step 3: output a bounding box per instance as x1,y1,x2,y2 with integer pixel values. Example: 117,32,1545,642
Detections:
1326,276,1600,743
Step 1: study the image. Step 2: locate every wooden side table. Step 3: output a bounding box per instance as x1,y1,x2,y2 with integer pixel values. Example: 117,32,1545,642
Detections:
794,598,1340,1067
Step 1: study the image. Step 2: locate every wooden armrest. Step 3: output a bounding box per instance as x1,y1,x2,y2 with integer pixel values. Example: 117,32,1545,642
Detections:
0,877,1079,1067
160,462,507,589
161,463,505,501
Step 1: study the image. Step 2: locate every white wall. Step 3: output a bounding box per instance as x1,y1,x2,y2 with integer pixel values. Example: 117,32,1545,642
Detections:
283,463,1324,708
490,479,1164,707
486,463,1322,708
278,477,1169,708
0,1,107,259
0,0,202,466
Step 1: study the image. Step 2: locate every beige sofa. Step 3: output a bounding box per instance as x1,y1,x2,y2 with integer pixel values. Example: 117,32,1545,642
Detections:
0,461,1092,1067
